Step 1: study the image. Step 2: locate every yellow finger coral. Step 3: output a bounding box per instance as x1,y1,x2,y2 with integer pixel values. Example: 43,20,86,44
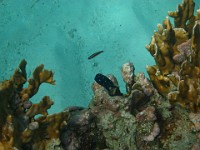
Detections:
146,0,200,112
0,60,69,149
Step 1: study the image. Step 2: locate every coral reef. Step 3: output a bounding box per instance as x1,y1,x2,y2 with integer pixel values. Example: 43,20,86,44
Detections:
121,62,135,94
88,62,199,149
146,0,200,112
1,0,200,149
60,108,104,150
0,60,69,149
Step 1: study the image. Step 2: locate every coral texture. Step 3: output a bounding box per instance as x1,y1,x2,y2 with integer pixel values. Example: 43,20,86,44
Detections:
0,60,69,150
88,62,199,150
1,0,200,149
146,0,200,112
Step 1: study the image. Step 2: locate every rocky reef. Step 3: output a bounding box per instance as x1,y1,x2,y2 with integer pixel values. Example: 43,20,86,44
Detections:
0,0,200,149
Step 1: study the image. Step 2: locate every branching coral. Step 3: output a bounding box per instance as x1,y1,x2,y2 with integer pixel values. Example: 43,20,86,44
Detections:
146,0,200,112
0,60,69,150
168,0,199,36
0,1,200,149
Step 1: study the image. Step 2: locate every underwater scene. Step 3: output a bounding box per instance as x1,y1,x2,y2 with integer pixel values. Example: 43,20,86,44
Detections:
0,0,200,149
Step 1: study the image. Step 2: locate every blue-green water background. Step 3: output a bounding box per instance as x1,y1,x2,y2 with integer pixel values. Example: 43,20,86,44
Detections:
0,0,199,113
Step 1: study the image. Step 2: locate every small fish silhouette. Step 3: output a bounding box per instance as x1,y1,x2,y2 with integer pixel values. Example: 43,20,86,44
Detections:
88,50,104,60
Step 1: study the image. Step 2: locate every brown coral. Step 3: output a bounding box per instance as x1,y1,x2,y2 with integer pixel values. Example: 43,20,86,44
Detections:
168,0,198,36
0,60,69,149
146,0,200,112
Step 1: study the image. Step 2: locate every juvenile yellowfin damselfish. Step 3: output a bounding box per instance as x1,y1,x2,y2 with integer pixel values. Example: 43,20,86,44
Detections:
88,50,104,60
94,73,123,96
95,73,117,91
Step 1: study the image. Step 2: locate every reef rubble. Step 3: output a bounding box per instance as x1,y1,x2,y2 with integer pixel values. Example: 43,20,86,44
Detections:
0,0,200,149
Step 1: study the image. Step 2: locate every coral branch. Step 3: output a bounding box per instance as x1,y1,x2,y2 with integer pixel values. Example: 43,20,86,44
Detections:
146,0,200,112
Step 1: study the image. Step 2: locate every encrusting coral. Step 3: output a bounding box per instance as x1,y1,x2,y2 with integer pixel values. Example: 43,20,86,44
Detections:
0,60,69,150
88,61,199,149
146,0,200,112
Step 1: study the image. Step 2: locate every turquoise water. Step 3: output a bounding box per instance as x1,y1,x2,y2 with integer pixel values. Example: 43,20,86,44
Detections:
0,0,197,113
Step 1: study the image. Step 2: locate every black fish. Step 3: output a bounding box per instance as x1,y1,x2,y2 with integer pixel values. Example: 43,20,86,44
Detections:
88,50,104,60
94,73,117,91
